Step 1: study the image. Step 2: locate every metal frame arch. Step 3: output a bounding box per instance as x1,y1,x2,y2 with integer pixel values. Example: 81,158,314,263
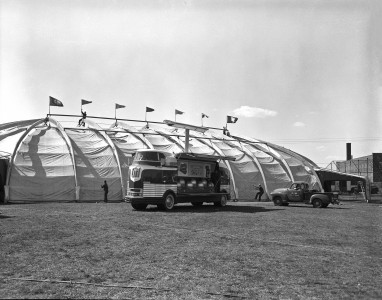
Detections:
150,128,186,152
259,143,295,183
230,140,272,199
266,143,323,192
5,118,78,202
84,119,126,199
215,136,270,199
5,119,44,202
191,133,239,200
246,141,295,186
47,117,79,200
111,122,153,150
231,135,296,187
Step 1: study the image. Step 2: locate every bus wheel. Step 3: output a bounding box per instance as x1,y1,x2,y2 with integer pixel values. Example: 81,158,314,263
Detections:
214,194,227,207
191,202,203,207
163,192,175,211
131,203,147,211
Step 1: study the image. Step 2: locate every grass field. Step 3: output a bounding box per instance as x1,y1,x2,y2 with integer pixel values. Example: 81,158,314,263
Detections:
1,200,381,299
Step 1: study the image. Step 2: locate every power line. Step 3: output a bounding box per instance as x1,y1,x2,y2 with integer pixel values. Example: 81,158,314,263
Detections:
269,137,382,144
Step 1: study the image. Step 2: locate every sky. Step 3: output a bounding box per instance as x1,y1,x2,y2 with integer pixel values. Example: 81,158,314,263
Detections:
0,0,381,167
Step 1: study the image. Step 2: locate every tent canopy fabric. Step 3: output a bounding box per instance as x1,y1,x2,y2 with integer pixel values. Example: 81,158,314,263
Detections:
1,118,325,202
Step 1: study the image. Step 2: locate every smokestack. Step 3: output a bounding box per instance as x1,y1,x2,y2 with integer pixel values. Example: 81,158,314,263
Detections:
346,143,352,160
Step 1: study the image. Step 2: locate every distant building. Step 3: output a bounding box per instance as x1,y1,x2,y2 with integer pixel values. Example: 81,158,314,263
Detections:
335,153,382,183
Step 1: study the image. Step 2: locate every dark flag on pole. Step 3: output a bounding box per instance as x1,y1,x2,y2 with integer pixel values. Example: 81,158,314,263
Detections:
145,106,154,126
227,115,238,123
175,109,184,115
81,99,92,105
49,96,63,107
201,113,209,127
115,103,125,109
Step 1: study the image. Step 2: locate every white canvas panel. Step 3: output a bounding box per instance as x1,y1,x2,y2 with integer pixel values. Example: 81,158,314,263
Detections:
66,129,122,201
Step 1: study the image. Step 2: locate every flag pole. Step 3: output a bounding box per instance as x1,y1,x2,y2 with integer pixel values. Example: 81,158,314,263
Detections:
48,98,51,116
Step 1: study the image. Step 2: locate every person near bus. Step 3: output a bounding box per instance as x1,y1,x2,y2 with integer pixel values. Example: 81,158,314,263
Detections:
255,184,264,201
211,163,221,193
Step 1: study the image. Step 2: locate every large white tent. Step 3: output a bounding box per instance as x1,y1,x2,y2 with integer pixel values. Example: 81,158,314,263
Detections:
0,117,322,202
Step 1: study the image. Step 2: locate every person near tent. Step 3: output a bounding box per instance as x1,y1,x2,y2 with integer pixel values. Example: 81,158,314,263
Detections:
101,180,108,202
0,173,5,203
255,184,264,201
78,109,87,127
211,162,221,193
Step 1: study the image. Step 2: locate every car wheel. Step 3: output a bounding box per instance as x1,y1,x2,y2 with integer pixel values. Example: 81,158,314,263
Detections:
131,203,147,211
273,197,282,206
312,198,323,208
214,194,227,207
191,202,203,207
163,193,175,211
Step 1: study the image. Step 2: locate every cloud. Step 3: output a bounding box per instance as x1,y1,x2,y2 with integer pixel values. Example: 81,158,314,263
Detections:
316,145,326,152
232,106,278,118
293,121,306,127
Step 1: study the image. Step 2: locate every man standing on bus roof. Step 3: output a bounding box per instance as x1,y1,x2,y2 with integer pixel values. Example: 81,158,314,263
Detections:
101,180,108,203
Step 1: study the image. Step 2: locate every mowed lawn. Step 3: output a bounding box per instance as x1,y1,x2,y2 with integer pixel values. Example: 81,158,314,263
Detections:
1,200,381,299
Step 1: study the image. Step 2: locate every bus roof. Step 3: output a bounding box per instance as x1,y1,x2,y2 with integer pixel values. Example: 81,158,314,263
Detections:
175,153,236,162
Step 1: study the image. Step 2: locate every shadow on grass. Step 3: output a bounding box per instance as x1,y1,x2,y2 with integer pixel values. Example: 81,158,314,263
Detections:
0,214,13,219
285,204,351,210
145,204,281,214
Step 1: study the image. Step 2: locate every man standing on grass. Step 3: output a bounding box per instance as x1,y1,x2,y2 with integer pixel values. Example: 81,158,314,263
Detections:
255,184,264,201
101,180,108,203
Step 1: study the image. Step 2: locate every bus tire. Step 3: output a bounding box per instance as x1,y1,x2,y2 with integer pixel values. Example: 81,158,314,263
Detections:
214,194,227,207
163,192,175,211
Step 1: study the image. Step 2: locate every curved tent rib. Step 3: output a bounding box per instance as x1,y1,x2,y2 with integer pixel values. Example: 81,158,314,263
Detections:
6,118,77,202
208,132,265,200
5,119,45,201
191,131,239,200
85,119,125,198
47,117,79,199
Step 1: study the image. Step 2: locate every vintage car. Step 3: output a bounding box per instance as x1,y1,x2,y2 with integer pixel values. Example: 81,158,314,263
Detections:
270,181,340,208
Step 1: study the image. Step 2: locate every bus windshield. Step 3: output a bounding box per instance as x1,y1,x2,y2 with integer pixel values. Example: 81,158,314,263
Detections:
134,152,159,162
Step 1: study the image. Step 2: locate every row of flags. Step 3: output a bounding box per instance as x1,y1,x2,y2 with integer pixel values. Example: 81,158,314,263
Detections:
49,96,238,125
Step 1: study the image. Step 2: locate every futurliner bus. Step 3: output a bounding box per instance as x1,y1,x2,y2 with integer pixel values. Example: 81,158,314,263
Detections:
126,149,232,210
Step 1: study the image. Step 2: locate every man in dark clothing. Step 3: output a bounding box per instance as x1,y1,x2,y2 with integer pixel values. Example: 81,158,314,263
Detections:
101,180,108,202
255,184,264,201
78,109,87,126
211,163,221,193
